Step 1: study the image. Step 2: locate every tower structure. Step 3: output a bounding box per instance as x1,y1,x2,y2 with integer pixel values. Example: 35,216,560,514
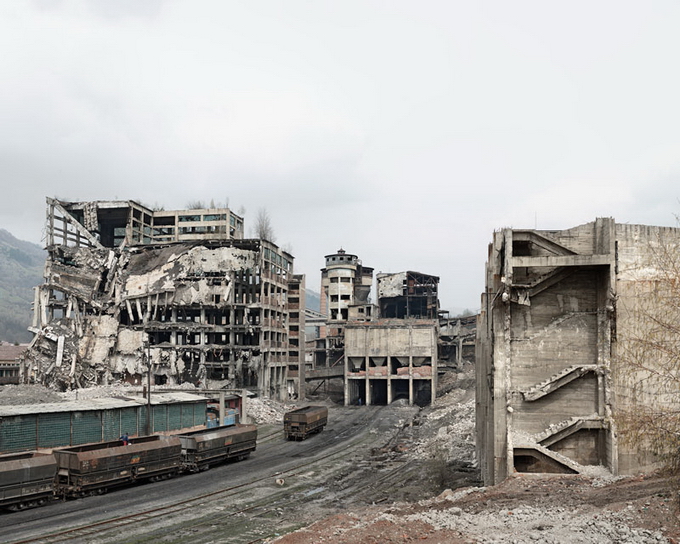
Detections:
316,249,373,367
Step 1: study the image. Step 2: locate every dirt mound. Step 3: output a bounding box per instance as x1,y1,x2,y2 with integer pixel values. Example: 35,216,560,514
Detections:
0,384,64,405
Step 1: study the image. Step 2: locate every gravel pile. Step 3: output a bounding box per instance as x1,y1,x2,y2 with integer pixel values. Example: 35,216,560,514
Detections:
390,501,669,544
0,384,64,405
248,397,295,424
407,372,476,464
60,381,200,401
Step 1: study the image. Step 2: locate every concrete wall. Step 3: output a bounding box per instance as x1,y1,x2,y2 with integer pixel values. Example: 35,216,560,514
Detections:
344,320,437,406
478,218,680,484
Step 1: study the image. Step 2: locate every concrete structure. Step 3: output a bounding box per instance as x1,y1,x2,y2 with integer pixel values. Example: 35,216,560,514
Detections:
23,198,300,400
477,218,680,485
344,320,437,406
0,343,25,385
309,249,440,406
319,249,374,341
376,271,439,319
286,274,306,399
438,314,476,370
313,249,374,376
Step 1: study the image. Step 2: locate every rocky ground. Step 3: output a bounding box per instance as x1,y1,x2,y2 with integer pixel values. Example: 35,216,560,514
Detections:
3,368,679,543
273,366,680,544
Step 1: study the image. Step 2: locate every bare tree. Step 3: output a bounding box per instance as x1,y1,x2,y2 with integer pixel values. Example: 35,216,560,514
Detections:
616,228,680,477
186,200,206,210
253,207,276,242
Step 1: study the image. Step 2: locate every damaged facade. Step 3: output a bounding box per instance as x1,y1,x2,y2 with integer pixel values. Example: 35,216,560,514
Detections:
23,198,302,400
344,319,437,406
438,314,476,370
376,271,440,319
476,218,680,484
316,249,374,368
343,271,440,406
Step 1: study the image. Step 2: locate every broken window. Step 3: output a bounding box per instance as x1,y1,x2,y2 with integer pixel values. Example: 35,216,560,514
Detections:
179,215,200,222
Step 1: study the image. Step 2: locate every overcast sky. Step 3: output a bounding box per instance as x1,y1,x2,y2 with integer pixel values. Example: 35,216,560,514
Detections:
3,1,680,313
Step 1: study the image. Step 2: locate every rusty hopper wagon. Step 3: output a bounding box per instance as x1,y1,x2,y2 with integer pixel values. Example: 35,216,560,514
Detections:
0,452,57,510
53,435,182,497
283,406,328,440
179,424,257,471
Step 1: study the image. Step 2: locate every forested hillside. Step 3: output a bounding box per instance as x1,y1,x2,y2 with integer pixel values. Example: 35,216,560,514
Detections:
0,230,44,343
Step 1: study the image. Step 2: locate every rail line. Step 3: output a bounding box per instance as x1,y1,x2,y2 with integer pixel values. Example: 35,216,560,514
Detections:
9,409,382,544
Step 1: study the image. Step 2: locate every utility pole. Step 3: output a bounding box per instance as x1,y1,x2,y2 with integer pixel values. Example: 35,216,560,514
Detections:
145,336,152,435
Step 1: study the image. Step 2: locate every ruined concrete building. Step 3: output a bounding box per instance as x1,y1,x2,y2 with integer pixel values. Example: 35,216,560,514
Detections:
376,271,440,319
477,218,680,484
343,271,440,406
316,249,374,367
344,319,437,406
23,198,304,400
438,314,476,370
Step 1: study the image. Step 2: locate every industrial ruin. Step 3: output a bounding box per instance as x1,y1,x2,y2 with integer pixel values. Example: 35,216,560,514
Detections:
22,198,305,400
476,218,680,483
305,249,447,406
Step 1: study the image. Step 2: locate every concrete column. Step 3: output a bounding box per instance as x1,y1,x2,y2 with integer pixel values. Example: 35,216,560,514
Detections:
408,355,413,406
241,389,248,423
344,353,349,406
219,391,225,426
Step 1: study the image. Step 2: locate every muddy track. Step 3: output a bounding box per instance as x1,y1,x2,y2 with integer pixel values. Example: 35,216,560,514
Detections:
1,405,416,544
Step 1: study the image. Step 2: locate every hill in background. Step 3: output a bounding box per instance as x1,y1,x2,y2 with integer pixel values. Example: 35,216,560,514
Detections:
0,230,323,344
0,230,44,343
305,288,320,313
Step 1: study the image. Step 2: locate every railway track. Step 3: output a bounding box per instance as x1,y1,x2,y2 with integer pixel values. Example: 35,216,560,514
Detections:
6,406,390,544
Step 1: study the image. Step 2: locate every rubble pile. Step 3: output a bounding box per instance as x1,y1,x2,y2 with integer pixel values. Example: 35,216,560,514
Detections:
407,369,476,464
410,397,475,463
247,397,295,424
60,384,138,401
0,384,64,405
59,382,200,401
392,498,670,544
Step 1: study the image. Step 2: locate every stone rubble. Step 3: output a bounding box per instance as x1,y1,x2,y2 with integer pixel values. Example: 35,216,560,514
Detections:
247,397,297,425
386,502,670,544
0,384,64,405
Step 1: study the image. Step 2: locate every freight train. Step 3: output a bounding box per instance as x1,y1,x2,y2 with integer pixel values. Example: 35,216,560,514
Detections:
0,423,257,511
283,406,328,440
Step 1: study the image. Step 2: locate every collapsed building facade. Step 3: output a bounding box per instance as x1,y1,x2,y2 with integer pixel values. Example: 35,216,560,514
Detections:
438,314,477,370
23,198,303,400
477,218,680,484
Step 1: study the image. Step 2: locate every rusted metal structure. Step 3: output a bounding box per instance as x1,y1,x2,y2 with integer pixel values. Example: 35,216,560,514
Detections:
54,435,182,495
283,405,328,440
179,423,257,471
0,451,57,510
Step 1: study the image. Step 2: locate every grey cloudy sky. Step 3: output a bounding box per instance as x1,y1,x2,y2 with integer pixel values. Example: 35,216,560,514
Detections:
3,1,680,313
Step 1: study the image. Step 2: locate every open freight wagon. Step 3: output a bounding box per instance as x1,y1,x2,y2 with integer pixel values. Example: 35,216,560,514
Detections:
283,406,328,440
179,424,257,471
0,452,57,510
53,435,182,496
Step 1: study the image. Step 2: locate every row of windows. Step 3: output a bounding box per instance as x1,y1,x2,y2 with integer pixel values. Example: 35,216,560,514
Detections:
263,248,292,270
179,213,228,222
